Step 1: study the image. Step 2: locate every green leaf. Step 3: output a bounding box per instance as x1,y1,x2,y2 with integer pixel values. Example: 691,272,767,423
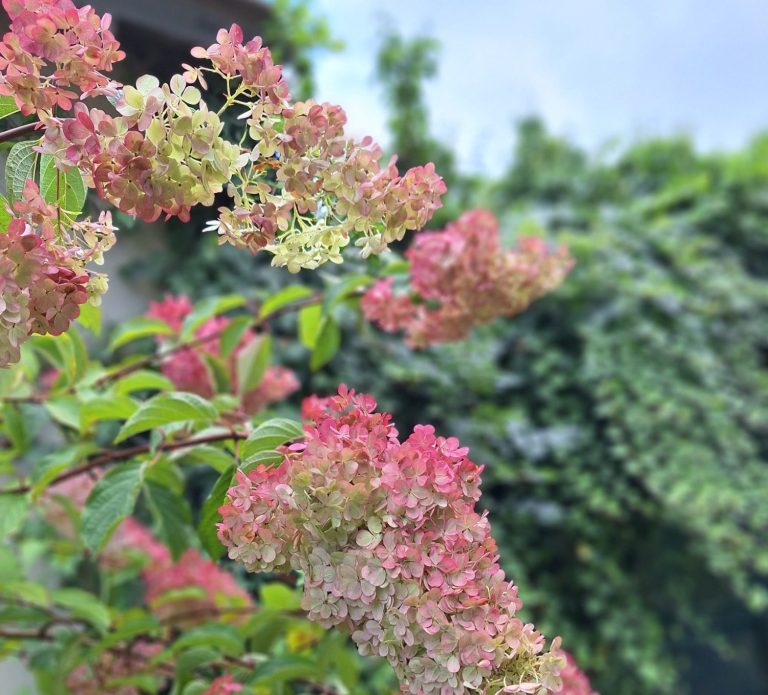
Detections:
114,392,217,443
179,295,247,340
5,139,38,203
2,402,29,453
197,465,234,560
51,588,111,634
298,304,323,349
177,444,234,474
0,193,12,232
235,333,271,394
39,154,86,215
113,370,175,396
109,317,175,352
259,285,314,319
144,479,192,560
249,655,320,686
172,624,244,656
324,273,373,309
260,582,302,611
0,493,28,540
81,462,144,553
81,395,139,427
309,317,341,371
43,395,82,431
0,95,20,120
76,303,101,335
240,418,304,461
240,449,283,474
31,443,96,498
0,580,48,607
29,332,86,385
219,315,253,357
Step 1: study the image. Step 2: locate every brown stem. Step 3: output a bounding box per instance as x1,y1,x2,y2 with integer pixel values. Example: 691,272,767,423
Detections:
3,430,250,495
0,120,40,144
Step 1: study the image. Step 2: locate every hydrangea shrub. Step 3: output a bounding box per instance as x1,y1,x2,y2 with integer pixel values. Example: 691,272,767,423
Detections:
0,1,590,694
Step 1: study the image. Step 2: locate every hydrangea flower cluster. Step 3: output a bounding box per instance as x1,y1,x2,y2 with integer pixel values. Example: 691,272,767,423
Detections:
0,0,123,115
42,80,244,222
39,20,445,270
361,210,574,348
219,385,564,694
0,181,113,366
147,294,299,413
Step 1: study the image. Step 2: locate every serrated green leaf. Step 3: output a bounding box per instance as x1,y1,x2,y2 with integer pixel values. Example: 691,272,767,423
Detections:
240,418,304,461
240,449,283,474
259,285,314,319
114,392,217,443
0,493,28,540
298,304,322,349
39,154,86,215
235,333,271,394
109,317,175,352
197,465,234,560
144,479,192,560
179,295,247,340
51,588,111,634
219,315,253,357
309,317,340,371
0,95,20,120
113,370,175,396
5,139,38,203
81,462,144,553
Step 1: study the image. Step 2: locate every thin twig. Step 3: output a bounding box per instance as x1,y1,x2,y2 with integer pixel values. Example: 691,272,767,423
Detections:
3,430,250,495
0,120,40,144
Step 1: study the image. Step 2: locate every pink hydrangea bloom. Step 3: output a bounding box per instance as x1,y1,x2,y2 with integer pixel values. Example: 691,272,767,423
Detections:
144,296,299,412
241,365,300,414
147,293,193,333
361,209,574,348
219,385,564,694
0,0,123,115
557,652,599,695
143,548,252,625
101,516,172,570
203,675,243,695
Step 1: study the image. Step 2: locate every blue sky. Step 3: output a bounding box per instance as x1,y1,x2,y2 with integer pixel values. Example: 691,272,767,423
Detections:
311,0,768,174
